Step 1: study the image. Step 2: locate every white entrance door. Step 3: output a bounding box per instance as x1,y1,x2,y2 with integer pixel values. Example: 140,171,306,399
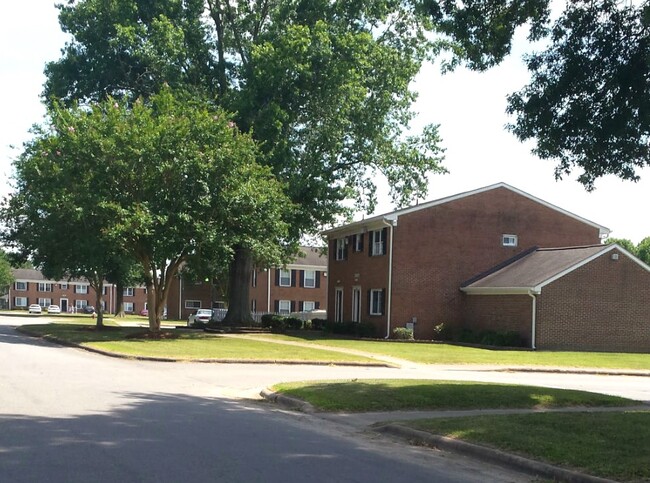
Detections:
334,288,344,323
352,287,361,323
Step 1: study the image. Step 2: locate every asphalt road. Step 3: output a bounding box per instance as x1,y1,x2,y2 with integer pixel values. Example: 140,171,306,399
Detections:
1,315,648,482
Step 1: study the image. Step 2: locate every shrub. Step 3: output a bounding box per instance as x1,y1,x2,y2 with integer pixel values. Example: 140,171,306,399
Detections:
303,320,312,330
285,317,303,330
392,327,414,340
324,321,377,338
260,313,275,329
457,328,525,347
432,322,452,341
311,318,327,331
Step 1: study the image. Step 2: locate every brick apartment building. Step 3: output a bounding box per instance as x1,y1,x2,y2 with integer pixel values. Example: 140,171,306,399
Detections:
166,246,328,321
4,268,148,314
325,183,650,352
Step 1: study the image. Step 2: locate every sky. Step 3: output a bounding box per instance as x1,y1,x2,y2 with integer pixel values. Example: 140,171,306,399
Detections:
1,2,648,244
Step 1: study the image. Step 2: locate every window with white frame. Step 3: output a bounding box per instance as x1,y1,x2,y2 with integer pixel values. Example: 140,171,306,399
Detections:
335,238,347,260
369,289,384,315
38,282,52,292
371,230,385,256
278,300,291,315
75,300,87,309
502,234,518,247
38,298,51,307
303,270,316,288
60,282,68,290
251,299,257,313
353,233,363,252
279,269,291,287
185,300,201,309
75,284,88,294
123,302,134,313
102,286,108,295
123,287,135,296
14,297,27,307
15,281,27,291
251,270,257,287
302,301,315,312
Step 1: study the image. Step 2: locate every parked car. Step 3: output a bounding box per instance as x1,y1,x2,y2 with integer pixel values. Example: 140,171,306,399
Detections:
28,304,42,314
82,305,96,314
187,309,212,327
140,308,148,317
47,305,61,314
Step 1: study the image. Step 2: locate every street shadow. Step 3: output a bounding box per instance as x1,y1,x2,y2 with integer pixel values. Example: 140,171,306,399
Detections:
0,392,451,483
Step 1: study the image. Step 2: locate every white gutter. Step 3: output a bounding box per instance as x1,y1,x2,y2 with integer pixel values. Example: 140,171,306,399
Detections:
528,292,537,350
381,218,396,339
267,269,271,313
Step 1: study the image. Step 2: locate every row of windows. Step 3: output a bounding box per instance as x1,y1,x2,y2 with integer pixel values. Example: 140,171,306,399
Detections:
13,282,141,296
335,229,388,261
273,300,319,315
251,269,323,288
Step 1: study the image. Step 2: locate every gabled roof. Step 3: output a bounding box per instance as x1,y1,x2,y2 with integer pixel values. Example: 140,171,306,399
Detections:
323,182,610,237
291,246,327,268
461,244,649,295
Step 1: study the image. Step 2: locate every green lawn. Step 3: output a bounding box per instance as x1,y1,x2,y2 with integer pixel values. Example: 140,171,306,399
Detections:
404,412,650,482
241,333,650,370
17,324,376,363
271,379,638,412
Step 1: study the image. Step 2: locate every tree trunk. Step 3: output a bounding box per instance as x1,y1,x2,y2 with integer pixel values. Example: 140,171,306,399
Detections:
146,281,161,332
94,279,104,329
223,246,254,325
115,281,125,317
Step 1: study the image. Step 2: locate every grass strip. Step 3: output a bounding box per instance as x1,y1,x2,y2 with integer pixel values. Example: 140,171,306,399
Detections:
18,324,375,362
243,333,650,370
403,411,650,482
271,379,638,412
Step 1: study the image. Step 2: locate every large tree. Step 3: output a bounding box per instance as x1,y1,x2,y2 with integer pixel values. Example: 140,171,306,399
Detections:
42,0,557,322
3,89,292,331
507,0,650,190
0,250,13,292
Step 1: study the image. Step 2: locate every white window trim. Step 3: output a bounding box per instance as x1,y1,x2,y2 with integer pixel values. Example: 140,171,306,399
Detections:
75,284,89,294
60,283,68,290
38,282,52,292
335,238,346,260
303,270,316,288
303,301,315,312
75,300,88,309
278,300,291,315
369,289,383,316
15,282,27,291
15,297,27,307
123,287,135,297
354,233,363,252
371,230,384,256
279,269,291,287
38,298,52,307
502,234,518,247
185,300,201,309
123,302,134,312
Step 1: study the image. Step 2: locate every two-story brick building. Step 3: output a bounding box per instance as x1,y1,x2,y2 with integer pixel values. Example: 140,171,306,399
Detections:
6,268,148,314
325,183,650,351
166,246,327,321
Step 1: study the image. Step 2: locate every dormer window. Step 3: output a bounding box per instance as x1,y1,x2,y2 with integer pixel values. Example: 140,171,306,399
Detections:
502,234,518,247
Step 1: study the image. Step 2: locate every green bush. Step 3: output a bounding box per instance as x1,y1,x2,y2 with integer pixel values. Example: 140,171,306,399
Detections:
285,317,303,330
457,328,524,347
432,322,452,341
260,313,275,329
392,327,414,340
303,320,312,330
311,318,327,330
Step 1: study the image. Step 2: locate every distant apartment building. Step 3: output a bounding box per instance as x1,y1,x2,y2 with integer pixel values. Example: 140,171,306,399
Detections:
6,268,147,314
166,247,328,321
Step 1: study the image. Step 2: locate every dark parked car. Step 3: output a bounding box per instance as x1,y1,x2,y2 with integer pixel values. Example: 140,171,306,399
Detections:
82,305,96,314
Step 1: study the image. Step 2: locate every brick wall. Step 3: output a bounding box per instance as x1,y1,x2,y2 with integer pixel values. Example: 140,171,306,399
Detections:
462,294,533,346
537,249,650,352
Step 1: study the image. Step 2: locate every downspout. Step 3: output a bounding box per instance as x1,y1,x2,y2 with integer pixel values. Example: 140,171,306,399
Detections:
267,269,271,313
528,292,537,350
381,218,395,339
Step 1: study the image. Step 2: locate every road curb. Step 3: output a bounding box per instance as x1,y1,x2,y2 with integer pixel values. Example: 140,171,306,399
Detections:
260,388,315,413
373,423,618,483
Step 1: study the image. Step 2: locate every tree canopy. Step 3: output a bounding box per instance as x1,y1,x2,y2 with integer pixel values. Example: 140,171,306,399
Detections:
0,251,13,290
507,0,650,190
2,88,293,329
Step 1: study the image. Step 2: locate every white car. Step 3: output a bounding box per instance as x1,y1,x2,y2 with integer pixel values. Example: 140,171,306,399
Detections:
28,304,42,314
47,305,61,314
187,309,212,327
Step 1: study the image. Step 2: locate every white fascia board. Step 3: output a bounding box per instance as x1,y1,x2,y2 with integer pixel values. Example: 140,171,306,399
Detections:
323,216,395,238
285,264,327,271
461,286,536,295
